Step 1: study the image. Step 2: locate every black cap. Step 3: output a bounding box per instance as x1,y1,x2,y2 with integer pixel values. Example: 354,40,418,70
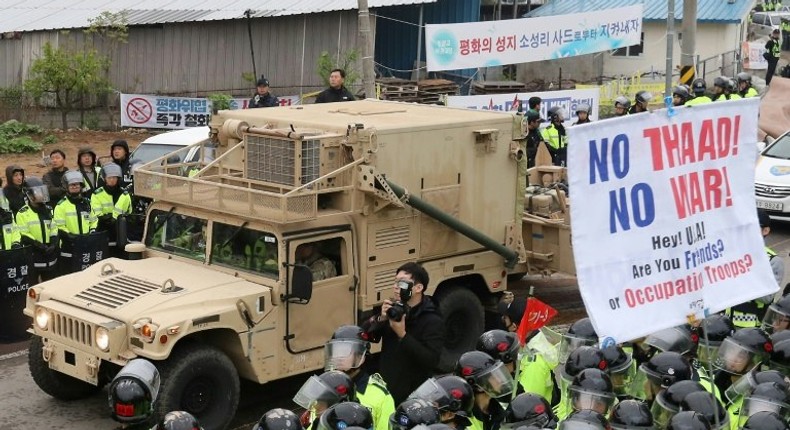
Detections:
257,76,270,87
525,111,543,123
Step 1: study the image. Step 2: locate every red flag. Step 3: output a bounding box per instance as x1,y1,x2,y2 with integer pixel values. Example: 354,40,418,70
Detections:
516,297,558,346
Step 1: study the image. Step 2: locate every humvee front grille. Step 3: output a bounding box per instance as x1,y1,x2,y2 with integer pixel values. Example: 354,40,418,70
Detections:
75,275,160,309
51,311,93,347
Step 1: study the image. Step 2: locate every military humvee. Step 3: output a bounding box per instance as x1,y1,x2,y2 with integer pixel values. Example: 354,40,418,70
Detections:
24,100,571,429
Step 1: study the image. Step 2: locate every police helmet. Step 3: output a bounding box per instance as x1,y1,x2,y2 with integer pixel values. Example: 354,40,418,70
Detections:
614,96,631,110
318,402,373,430
736,72,753,84
503,393,558,429
561,346,608,381
679,391,728,430
455,351,515,398
601,345,633,395
152,411,203,430
325,325,369,371
696,314,735,367
763,293,790,335
770,339,790,373
547,106,565,121
410,375,474,417
108,359,160,425
774,329,790,344
714,327,772,375
576,103,592,115
635,90,654,105
101,163,123,180
389,398,440,430
643,325,697,356
666,411,712,430
318,370,355,402
560,410,610,430
739,382,790,425
740,411,790,430
652,380,707,428
559,318,598,364
609,399,653,429
22,176,49,204
691,78,707,95
725,78,738,93
569,368,615,415
639,352,692,388
292,371,355,410
63,170,83,187
713,76,728,89
477,330,520,364
673,85,691,101
253,408,303,430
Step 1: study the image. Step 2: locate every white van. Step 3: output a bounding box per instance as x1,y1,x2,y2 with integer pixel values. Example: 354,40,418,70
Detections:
129,127,212,167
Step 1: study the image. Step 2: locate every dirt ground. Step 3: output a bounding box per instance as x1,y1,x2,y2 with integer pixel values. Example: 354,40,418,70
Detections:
2,129,156,178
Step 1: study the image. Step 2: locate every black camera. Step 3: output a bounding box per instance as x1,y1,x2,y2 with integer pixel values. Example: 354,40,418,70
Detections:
386,301,409,322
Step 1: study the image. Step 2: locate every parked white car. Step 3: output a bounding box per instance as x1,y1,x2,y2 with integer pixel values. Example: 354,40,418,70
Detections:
756,130,790,220
129,126,211,168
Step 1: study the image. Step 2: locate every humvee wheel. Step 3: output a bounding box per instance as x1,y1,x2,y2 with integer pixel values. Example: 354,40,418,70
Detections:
155,342,240,430
28,336,101,400
436,288,485,372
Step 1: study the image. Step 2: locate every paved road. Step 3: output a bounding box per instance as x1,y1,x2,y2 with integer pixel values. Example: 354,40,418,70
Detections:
2,220,788,429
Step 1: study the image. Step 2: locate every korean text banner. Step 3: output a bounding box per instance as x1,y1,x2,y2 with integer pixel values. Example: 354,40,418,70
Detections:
446,88,600,123
567,99,777,344
742,41,768,70
425,5,643,72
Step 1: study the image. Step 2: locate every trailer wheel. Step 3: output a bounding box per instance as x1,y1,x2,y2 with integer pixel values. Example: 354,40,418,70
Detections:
29,335,101,400
436,288,485,372
155,342,240,430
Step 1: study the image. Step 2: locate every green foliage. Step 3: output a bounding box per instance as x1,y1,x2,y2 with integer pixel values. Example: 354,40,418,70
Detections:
42,134,58,145
85,11,129,46
0,86,26,108
207,93,232,112
317,50,360,87
241,72,257,85
0,120,45,154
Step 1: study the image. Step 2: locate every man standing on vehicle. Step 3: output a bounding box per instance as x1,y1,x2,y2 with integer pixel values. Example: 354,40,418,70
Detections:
362,262,444,405
315,69,355,103
766,29,782,86
249,76,279,108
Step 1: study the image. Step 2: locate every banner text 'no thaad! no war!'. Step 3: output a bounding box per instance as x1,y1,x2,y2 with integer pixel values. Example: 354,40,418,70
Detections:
424,5,643,72
567,99,779,344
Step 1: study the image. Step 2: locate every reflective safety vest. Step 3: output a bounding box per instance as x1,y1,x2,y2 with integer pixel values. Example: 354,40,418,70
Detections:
685,95,713,106
772,39,781,58
725,247,775,327
90,187,132,219
15,205,56,245
741,87,759,98
541,124,567,150
54,197,97,235
357,373,396,430
1,223,21,250
518,331,560,404
0,190,9,212
727,396,743,430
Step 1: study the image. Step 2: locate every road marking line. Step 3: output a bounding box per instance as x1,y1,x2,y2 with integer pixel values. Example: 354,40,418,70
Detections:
0,350,28,362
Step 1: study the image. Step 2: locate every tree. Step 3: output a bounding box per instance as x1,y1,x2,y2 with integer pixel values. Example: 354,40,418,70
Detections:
317,50,360,87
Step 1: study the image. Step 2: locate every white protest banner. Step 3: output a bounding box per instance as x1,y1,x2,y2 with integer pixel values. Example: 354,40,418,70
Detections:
121,94,211,129
742,41,768,70
567,99,777,344
121,94,302,129
425,5,642,71
446,88,600,123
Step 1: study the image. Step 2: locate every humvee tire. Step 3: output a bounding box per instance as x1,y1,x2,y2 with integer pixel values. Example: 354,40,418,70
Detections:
436,288,485,372
29,335,101,400
154,342,240,430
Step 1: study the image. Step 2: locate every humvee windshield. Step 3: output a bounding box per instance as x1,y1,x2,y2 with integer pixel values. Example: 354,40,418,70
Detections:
211,222,279,278
146,210,207,261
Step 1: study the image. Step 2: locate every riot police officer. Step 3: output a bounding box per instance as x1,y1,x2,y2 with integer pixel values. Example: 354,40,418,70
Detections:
410,376,474,429
763,293,790,334
108,359,160,429
502,393,557,429
736,73,759,98
541,107,568,166
573,104,591,125
455,351,515,430
566,369,616,417
559,318,598,365
15,177,58,281
318,402,374,430
770,339,790,374
686,79,712,106
695,314,735,369
672,85,692,106
150,411,203,430
91,163,132,251
629,91,653,114
324,325,395,430
608,399,653,429
736,382,790,427
389,398,441,430
713,328,772,396
666,411,712,430
557,346,609,419
560,410,611,430
253,409,304,430
678,391,729,429
600,345,635,400
740,411,789,430
54,170,97,236
293,370,356,429
651,380,707,428
711,77,729,102
613,96,630,117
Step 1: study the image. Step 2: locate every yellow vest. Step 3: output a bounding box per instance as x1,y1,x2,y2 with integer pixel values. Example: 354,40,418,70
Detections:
15,205,57,245
54,197,97,235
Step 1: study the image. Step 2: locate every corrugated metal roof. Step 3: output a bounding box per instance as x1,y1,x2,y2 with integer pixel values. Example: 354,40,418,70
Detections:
0,0,438,33
524,0,754,23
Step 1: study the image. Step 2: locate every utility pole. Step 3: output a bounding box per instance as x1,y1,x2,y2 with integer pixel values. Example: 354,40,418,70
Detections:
665,0,675,97
680,0,698,86
358,0,376,99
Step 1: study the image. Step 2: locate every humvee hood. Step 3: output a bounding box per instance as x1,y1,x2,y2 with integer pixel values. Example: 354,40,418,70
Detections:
39,257,271,321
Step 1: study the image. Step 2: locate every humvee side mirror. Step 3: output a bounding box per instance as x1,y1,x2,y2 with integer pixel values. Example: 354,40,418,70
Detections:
286,265,313,304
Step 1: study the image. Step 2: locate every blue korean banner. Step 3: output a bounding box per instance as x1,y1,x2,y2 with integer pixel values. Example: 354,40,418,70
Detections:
425,5,643,71
567,99,778,344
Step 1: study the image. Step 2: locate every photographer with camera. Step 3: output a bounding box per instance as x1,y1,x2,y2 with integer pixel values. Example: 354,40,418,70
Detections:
362,262,444,405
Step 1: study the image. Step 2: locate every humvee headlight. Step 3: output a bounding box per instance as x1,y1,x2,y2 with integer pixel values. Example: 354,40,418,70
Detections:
96,327,110,351
35,308,50,330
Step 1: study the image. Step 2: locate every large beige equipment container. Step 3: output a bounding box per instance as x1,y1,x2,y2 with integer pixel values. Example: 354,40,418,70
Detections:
24,100,570,429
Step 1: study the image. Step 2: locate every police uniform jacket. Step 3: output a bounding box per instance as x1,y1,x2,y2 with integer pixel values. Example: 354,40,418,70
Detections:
91,186,132,220
355,371,396,430
362,295,444,405
54,195,97,235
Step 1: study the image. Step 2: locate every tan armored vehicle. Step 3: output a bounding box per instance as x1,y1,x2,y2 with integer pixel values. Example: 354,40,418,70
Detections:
24,100,571,429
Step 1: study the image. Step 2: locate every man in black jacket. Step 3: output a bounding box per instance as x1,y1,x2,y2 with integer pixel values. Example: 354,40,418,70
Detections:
3,165,26,215
315,69,355,103
249,76,279,108
110,140,133,190
362,262,444,405
42,149,68,203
